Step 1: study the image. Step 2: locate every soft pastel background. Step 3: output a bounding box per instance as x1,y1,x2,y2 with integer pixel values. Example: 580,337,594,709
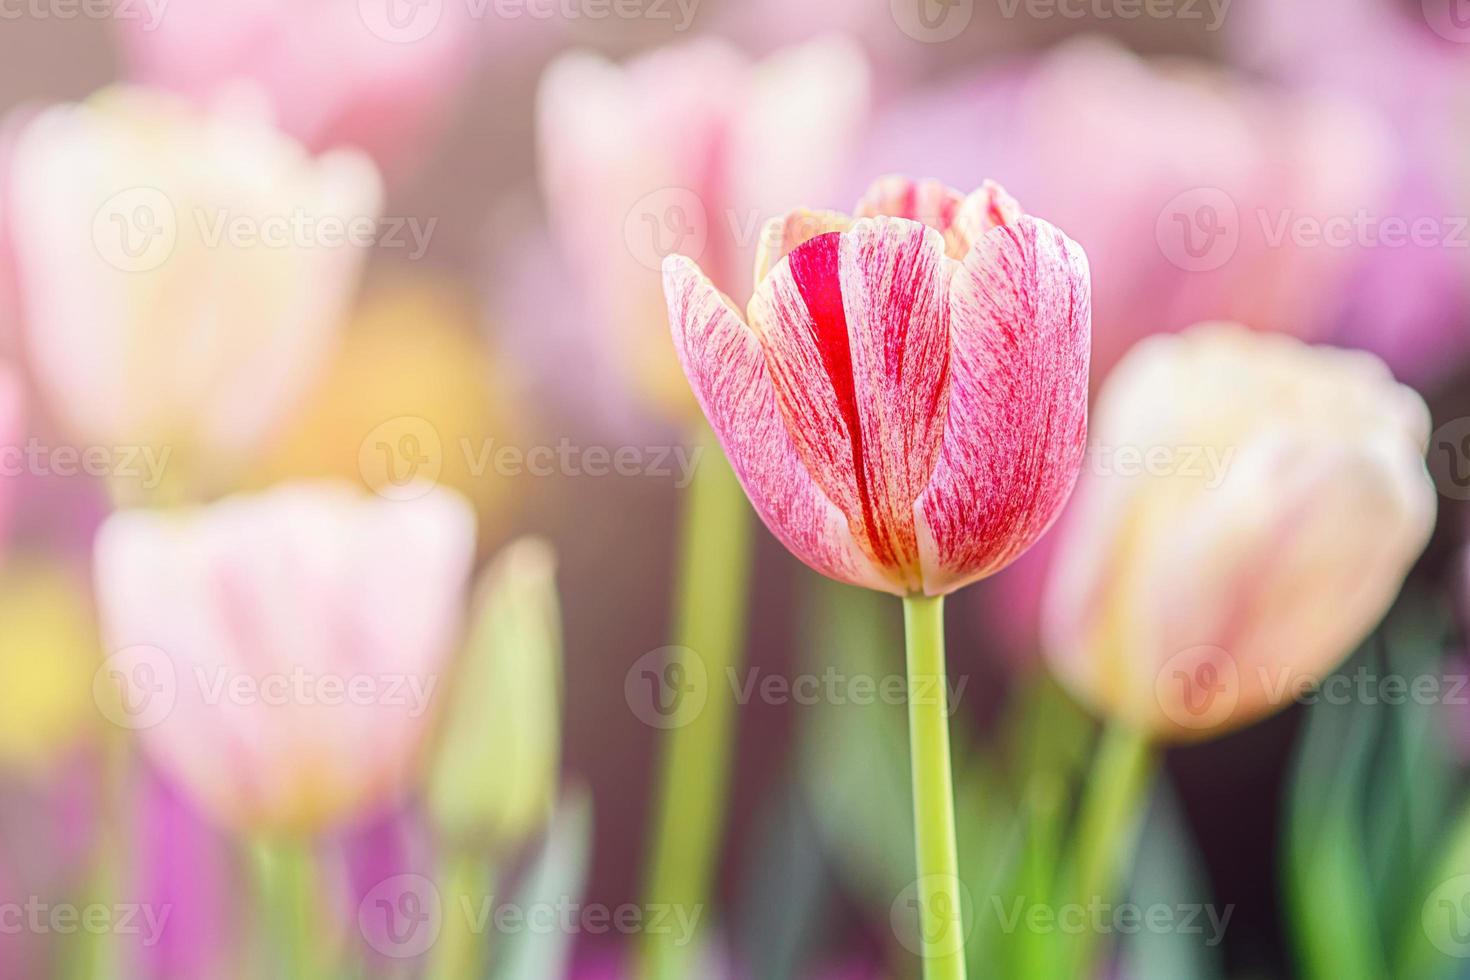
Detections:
0,1,1468,978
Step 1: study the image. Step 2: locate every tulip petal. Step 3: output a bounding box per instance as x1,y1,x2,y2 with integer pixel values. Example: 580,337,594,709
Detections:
856,175,1025,261
752,208,851,288
664,255,893,593
747,219,951,591
916,216,1091,595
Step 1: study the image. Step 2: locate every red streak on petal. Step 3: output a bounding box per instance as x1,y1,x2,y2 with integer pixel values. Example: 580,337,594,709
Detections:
787,233,895,570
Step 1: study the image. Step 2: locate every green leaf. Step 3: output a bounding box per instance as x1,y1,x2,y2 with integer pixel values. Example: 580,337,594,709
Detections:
488,788,593,980
427,538,563,849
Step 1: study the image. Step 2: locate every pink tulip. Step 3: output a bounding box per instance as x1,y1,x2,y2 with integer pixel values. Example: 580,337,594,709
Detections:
92,482,475,832
536,36,869,419
114,0,479,176
664,175,1090,596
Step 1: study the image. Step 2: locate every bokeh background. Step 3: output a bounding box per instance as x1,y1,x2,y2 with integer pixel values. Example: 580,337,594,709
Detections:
1,1,1469,977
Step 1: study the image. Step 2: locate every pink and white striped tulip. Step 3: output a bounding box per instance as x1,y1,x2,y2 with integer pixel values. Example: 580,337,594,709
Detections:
92,482,474,832
1042,324,1436,741
665,176,1091,596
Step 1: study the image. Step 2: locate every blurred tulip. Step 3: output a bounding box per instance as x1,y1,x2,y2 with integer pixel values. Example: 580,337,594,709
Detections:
0,556,99,771
1230,0,1470,389
857,37,1392,379
92,481,474,832
665,175,1089,596
114,0,478,177
7,86,381,499
1042,324,1436,741
536,36,869,419
427,537,561,847
254,276,515,532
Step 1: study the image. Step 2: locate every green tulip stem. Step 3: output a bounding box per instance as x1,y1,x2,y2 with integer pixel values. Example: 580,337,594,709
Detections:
638,426,752,980
249,836,325,980
428,851,494,980
902,594,968,980
1066,721,1156,977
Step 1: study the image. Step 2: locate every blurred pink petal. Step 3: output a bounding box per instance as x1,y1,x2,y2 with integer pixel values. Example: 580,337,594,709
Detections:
114,0,480,176
1230,0,1470,388
92,482,475,832
535,36,869,420
855,37,1394,380
6,87,380,486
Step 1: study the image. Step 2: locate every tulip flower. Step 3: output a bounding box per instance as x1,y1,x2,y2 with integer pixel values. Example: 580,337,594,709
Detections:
114,0,482,177
665,174,1090,980
537,36,869,420
91,481,474,833
6,86,381,498
1042,323,1436,742
666,175,1090,598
